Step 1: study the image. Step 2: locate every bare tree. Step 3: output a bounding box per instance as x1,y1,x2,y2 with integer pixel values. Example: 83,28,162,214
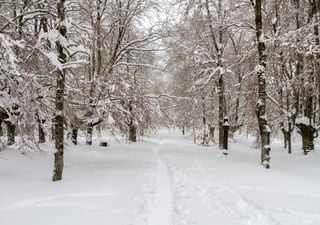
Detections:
53,0,67,182
254,0,271,168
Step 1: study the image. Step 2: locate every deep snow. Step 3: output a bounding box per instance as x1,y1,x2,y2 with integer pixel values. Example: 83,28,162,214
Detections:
0,129,320,225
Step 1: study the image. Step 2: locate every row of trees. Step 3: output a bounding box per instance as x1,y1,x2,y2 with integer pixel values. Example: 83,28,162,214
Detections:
0,0,166,181
0,0,319,180
167,0,319,167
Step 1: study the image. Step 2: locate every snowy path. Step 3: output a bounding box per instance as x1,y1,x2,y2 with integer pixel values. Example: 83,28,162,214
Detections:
135,132,320,225
146,141,174,225
138,136,278,225
1,130,320,225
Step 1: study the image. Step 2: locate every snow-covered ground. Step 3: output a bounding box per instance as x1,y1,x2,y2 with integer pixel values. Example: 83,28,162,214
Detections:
0,129,320,225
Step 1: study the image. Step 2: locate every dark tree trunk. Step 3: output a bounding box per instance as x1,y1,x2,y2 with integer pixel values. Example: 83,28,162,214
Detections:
202,96,206,127
209,125,215,143
128,100,137,142
288,121,292,154
222,118,229,155
0,108,8,137
6,121,15,146
53,0,67,182
51,117,55,141
255,0,271,168
296,118,316,155
129,122,137,142
71,127,78,145
38,119,45,143
0,120,3,137
218,75,224,149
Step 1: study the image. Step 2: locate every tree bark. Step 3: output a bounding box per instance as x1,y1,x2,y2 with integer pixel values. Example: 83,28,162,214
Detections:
38,119,46,143
218,75,224,149
202,96,206,127
0,120,3,137
6,121,15,146
51,117,55,141
255,0,271,168
128,101,137,142
71,127,78,145
53,0,67,182
86,124,93,145
205,0,225,149
129,122,137,142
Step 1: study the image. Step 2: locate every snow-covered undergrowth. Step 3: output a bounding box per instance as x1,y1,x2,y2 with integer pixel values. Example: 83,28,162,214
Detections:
0,129,319,225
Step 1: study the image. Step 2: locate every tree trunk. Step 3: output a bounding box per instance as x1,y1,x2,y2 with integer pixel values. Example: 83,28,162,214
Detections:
128,100,137,142
205,0,225,149
0,120,3,137
71,127,78,145
222,118,229,155
255,0,271,168
218,76,224,149
202,96,206,127
288,121,292,154
53,0,67,182
297,123,314,155
86,124,93,145
6,121,15,146
281,126,288,149
129,122,137,142
38,119,45,143
51,117,55,141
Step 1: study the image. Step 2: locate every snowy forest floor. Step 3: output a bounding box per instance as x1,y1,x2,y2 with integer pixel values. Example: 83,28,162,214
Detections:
0,129,320,225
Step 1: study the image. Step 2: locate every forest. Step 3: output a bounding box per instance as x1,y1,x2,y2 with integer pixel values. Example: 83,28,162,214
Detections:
0,0,320,224
1,0,319,176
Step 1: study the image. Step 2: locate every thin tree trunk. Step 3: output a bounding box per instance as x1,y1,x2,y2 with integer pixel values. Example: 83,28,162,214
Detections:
6,121,15,146
128,101,137,142
0,120,3,137
218,75,224,149
86,124,93,145
202,96,206,127
38,119,45,143
255,0,271,168
288,121,292,154
53,0,67,182
71,127,78,145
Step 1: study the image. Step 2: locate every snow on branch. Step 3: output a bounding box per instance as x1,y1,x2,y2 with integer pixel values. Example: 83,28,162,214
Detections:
266,93,287,115
0,10,54,33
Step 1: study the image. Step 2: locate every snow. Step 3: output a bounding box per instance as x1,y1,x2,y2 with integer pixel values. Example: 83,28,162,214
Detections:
272,17,277,25
43,52,63,70
257,98,264,107
1,130,320,225
255,64,265,73
259,32,265,43
264,125,271,133
296,117,312,126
